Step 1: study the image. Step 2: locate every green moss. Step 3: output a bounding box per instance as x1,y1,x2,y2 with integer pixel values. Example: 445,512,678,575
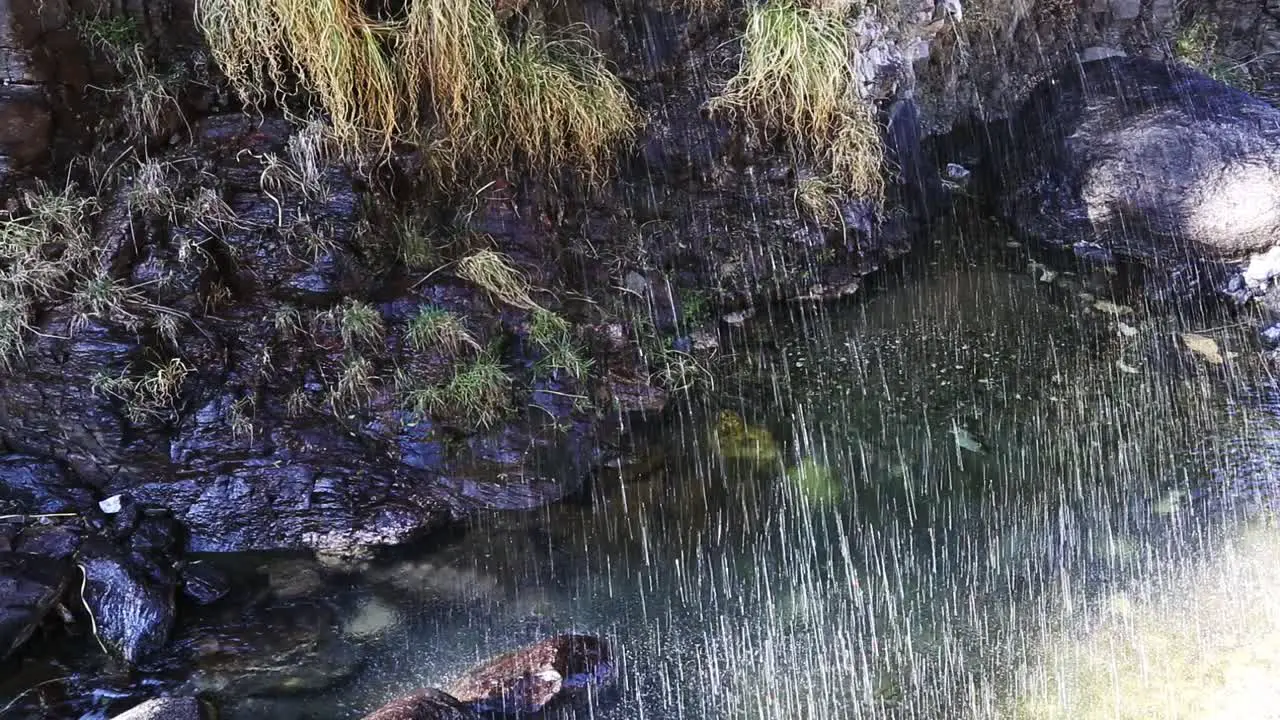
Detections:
712,410,780,465
1173,18,1255,90
679,290,711,327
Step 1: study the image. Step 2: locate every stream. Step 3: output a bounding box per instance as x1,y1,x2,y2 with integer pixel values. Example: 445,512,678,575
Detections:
5,231,1280,720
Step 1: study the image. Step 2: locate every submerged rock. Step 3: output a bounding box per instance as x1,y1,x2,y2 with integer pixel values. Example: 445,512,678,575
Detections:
446,634,616,716
991,56,1280,272
110,697,209,720
0,551,70,660
360,689,474,720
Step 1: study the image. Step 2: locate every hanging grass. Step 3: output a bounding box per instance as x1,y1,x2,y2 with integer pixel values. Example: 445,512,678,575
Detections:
710,0,884,202
194,0,639,175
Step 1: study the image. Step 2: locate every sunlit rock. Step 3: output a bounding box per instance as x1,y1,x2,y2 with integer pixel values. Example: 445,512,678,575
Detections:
360,688,473,720
445,634,616,715
110,697,209,720
992,56,1280,270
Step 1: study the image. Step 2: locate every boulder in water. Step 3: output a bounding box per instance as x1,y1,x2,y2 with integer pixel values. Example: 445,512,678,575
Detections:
77,535,176,664
360,688,474,720
991,56,1280,271
445,634,616,715
0,551,70,660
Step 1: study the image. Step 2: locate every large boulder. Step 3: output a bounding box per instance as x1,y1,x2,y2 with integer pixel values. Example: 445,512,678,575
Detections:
990,56,1280,274
75,508,182,665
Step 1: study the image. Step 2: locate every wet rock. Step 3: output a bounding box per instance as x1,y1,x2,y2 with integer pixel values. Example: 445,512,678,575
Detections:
991,56,1280,271
445,634,616,716
0,551,70,660
77,535,176,664
13,522,82,559
361,688,474,720
179,561,230,606
0,455,94,516
111,697,208,720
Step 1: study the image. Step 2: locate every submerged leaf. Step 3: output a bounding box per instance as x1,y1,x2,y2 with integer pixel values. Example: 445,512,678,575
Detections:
1180,332,1225,365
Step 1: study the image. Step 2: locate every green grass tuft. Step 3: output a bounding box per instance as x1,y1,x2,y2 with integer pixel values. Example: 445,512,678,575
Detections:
332,355,377,412
337,298,385,348
710,0,883,202
404,348,512,427
406,305,478,355
529,308,592,381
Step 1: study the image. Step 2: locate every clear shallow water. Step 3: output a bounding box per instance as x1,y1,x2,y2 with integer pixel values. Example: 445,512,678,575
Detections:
8,250,1280,720
269,254,1280,720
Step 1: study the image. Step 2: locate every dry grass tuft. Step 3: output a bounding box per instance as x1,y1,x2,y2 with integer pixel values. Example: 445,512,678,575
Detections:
457,249,540,309
193,0,639,175
710,0,884,202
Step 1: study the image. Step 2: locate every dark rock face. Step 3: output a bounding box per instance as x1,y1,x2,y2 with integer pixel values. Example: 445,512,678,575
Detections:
361,689,475,720
0,455,94,515
990,56,1280,266
446,634,616,716
0,551,70,660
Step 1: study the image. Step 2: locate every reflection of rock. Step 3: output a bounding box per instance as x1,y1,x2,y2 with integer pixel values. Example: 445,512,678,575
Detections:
0,551,70,660
110,697,209,720
446,634,616,716
360,688,473,720
171,599,362,698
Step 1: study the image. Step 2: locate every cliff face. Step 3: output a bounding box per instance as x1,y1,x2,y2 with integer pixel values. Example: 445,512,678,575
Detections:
0,0,1275,555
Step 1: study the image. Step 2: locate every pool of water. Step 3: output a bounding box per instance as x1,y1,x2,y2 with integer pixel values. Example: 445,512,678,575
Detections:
7,243,1280,720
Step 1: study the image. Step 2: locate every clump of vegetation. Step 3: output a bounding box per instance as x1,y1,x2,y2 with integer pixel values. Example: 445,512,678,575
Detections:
193,0,639,174
1173,17,1255,90
0,183,98,366
395,216,439,270
335,298,385,348
710,0,883,202
405,305,478,355
457,249,539,309
402,348,512,427
528,308,591,381
332,356,377,412
795,175,842,219
128,159,178,217
78,14,184,138
91,357,193,422
679,290,711,327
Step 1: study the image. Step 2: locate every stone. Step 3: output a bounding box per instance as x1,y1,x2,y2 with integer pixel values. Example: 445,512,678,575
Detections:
110,697,208,720
77,535,176,664
446,634,617,716
990,57,1280,267
360,689,474,720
